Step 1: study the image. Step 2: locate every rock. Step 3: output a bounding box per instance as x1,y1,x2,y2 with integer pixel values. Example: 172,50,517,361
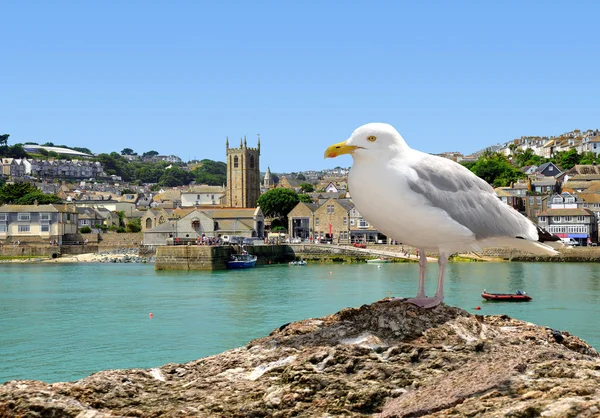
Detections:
1,300,599,417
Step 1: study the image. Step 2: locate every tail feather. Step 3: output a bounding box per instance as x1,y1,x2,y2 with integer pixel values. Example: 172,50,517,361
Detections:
477,237,560,256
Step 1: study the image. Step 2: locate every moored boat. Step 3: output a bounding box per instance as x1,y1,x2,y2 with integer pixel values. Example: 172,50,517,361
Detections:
226,253,257,269
366,257,392,264
481,289,532,302
289,260,307,266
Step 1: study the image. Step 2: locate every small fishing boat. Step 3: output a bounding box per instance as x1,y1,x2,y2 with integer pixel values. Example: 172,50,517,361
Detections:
481,289,532,302
366,257,392,264
226,253,257,269
289,260,307,266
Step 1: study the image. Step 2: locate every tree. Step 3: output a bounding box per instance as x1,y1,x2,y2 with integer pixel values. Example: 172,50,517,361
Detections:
15,191,62,205
0,134,10,147
298,194,313,203
296,173,306,181
257,188,300,225
143,150,159,158
553,149,581,170
126,218,142,233
299,182,315,193
159,167,194,187
469,153,525,187
191,159,227,185
80,226,92,233
41,142,55,147
0,183,39,204
73,147,93,155
121,148,135,155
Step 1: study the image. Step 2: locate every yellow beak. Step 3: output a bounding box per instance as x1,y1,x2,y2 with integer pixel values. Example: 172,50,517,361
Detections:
324,140,357,158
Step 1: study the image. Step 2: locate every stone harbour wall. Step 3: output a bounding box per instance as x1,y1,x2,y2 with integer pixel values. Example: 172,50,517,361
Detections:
155,246,234,271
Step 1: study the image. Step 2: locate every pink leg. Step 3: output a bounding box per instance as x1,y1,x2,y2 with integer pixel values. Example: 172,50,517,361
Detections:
405,251,447,309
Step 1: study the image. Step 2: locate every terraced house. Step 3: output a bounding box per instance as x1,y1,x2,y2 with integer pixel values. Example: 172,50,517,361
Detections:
0,204,79,245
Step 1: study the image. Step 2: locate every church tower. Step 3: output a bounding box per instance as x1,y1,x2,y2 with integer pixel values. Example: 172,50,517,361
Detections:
263,166,273,189
226,135,261,208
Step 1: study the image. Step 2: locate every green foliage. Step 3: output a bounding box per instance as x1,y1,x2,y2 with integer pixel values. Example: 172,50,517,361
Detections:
126,218,142,233
143,150,159,158
298,194,313,203
0,134,9,147
117,226,126,233
121,148,135,155
15,191,62,205
0,144,28,158
0,183,38,204
191,160,227,185
159,167,194,187
257,188,300,222
552,149,581,170
299,182,315,193
296,173,306,181
72,147,93,155
80,226,92,233
95,153,133,181
150,183,162,191
469,153,525,187
121,188,136,195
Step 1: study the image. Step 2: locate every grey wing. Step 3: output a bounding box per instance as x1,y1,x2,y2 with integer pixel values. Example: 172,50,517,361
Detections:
406,155,536,240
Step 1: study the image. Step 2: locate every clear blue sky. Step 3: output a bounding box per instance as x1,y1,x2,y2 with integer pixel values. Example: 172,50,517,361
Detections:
2,1,599,173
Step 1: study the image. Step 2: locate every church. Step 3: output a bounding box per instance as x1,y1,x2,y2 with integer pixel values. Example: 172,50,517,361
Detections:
226,136,261,208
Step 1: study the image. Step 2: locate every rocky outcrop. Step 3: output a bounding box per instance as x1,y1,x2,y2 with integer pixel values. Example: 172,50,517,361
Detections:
2,300,600,417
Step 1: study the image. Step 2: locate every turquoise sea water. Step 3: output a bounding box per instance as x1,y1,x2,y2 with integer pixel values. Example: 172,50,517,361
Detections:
1,261,600,384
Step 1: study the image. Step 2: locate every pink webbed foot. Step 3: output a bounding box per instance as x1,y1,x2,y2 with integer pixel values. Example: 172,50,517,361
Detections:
404,296,443,309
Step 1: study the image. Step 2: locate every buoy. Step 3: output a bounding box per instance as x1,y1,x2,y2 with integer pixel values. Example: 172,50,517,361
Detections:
474,306,481,310
330,271,333,275
149,312,153,318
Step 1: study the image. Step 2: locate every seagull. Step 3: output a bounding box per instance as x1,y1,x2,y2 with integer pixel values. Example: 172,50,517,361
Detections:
324,123,561,308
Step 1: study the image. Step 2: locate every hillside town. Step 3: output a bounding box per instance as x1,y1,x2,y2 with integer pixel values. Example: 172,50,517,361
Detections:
1,128,600,250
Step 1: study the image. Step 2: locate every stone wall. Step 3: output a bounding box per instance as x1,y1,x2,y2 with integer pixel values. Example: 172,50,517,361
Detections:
98,232,143,248
155,246,234,271
0,244,60,258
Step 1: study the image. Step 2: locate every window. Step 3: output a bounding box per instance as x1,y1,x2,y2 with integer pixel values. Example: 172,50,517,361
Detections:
564,216,572,222
343,217,347,225
350,219,355,226
529,197,534,205
250,155,255,169
41,225,50,232
315,218,320,226
18,213,30,221
553,216,561,222
358,219,369,228
577,216,585,222
539,216,546,222
234,156,239,168
0,213,6,221
66,213,71,221
18,225,30,232
536,197,541,204
0,225,6,232
40,213,50,221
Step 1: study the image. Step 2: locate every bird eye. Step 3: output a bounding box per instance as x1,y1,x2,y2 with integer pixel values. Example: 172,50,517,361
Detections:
367,135,377,142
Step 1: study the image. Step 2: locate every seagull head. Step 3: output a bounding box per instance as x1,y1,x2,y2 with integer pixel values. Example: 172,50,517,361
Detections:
324,123,408,161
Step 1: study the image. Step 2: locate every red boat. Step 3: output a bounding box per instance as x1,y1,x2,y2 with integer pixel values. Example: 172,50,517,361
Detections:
481,290,532,302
